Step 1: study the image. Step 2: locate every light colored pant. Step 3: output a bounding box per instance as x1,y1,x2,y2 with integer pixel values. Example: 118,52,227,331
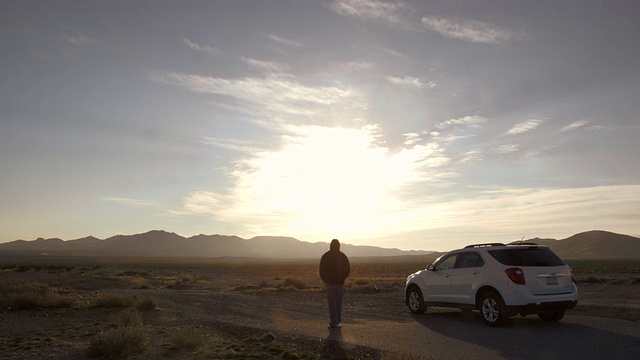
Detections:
325,283,344,327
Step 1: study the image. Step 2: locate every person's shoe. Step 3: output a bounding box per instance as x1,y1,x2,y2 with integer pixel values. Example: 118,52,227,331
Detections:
328,324,336,329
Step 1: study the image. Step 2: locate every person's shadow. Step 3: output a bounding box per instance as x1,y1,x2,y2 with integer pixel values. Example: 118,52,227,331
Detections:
321,326,346,357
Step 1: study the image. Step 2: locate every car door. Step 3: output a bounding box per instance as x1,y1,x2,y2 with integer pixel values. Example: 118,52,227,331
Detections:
424,253,458,302
450,251,485,304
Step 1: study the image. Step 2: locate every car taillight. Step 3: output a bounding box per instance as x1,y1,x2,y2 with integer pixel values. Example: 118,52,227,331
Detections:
570,267,575,283
505,268,526,285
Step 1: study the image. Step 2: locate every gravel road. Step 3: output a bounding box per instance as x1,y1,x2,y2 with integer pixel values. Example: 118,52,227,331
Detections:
154,288,640,360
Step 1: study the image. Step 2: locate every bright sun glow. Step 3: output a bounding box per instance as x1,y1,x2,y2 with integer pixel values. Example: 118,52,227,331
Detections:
184,124,442,239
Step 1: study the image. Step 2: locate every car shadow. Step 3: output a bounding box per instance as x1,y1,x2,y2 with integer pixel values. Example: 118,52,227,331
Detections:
410,310,640,359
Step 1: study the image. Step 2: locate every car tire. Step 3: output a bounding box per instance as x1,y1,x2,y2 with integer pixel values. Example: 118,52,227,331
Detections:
407,286,427,314
538,310,565,322
479,291,508,327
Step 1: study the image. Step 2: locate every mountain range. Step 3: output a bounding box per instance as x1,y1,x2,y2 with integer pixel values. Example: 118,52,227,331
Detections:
0,230,432,259
1,230,639,260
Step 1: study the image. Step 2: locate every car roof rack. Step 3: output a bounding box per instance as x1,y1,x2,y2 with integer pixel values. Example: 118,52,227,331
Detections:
464,243,505,248
509,242,539,246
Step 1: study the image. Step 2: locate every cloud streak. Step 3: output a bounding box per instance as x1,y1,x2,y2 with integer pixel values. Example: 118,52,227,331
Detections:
329,0,409,25
183,38,218,54
560,119,589,132
148,71,360,121
506,119,544,135
387,76,435,89
422,16,524,44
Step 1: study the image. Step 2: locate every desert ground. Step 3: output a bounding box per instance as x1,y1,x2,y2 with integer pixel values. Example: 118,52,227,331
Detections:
1,257,640,359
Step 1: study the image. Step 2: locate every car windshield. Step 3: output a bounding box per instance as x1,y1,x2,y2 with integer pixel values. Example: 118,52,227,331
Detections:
488,248,566,267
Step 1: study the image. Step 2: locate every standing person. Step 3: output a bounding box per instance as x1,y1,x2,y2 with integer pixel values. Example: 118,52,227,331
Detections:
319,239,350,329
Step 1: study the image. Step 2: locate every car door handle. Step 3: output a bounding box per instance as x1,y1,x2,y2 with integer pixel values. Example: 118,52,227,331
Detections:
472,271,480,275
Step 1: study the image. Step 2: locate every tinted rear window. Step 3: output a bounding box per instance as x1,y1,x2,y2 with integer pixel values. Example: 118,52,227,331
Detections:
488,248,566,266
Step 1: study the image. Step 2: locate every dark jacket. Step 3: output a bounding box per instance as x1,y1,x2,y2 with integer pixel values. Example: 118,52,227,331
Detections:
319,243,350,285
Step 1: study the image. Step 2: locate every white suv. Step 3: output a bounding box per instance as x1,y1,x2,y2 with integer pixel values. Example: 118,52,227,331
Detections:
405,243,578,326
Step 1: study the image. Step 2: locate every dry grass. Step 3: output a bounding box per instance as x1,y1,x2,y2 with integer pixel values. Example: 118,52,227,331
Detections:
111,308,144,328
0,282,75,310
135,297,158,311
94,294,158,312
87,308,149,358
95,294,137,308
168,327,203,350
86,326,149,358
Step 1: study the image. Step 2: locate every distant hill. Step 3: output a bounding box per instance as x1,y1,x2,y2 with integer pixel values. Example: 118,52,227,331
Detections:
549,230,640,259
0,230,433,259
1,230,639,260
509,230,640,259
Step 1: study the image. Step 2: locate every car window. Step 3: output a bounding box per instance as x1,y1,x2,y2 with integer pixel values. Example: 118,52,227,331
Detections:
457,252,484,268
488,248,565,266
434,254,458,270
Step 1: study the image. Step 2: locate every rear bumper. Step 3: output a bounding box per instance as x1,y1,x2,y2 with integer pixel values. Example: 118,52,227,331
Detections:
508,300,578,315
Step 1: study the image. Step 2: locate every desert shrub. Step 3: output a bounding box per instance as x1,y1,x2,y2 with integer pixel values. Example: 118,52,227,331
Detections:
111,308,143,328
354,279,369,286
282,278,306,290
96,294,137,308
257,332,276,343
606,278,622,285
629,276,640,285
87,326,149,358
281,350,301,360
15,265,31,272
168,327,202,350
576,276,606,284
0,282,74,309
136,297,158,311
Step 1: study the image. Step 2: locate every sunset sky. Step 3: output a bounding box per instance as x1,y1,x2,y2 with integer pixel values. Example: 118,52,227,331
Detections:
1,0,639,251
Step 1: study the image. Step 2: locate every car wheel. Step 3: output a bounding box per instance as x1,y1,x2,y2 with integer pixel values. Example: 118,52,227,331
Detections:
480,291,508,326
538,310,565,322
407,286,427,314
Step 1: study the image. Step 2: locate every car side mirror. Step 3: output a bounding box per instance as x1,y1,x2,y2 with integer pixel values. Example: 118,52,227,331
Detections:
427,264,435,271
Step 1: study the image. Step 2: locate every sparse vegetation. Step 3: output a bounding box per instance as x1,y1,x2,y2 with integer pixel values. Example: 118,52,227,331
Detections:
111,308,144,328
86,326,149,358
87,307,149,358
95,294,137,308
168,327,203,350
0,282,75,309
282,277,307,290
1,257,639,359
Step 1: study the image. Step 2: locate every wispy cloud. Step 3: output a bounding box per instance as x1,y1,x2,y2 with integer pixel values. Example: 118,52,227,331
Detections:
506,119,544,135
148,71,361,122
460,149,483,163
422,16,524,44
183,38,218,54
387,76,435,89
267,34,302,47
560,119,589,132
63,34,94,46
103,197,156,207
198,137,266,154
496,144,520,153
377,47,409,59
241,57,285,73
329,0,409,26
436,115,489,130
